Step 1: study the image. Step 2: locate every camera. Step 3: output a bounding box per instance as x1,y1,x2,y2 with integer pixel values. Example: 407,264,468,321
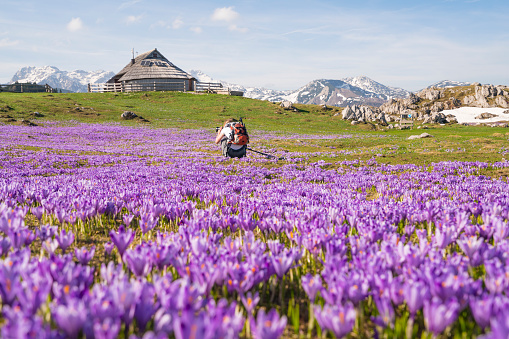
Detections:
215,126,220,132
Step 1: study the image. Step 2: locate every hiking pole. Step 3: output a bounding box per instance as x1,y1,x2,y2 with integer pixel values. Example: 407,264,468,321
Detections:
239,117,285,160
247,147,285,160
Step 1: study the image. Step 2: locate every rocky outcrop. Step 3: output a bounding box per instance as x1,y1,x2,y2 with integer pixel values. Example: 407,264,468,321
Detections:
379,99,408,115
339,105,388,125
462,84,509,108
377,83,509,125
422,112,448,124
417,88,443,101
495,96,509,108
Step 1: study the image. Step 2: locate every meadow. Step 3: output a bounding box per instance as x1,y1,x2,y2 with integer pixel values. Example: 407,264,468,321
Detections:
1,91,509,338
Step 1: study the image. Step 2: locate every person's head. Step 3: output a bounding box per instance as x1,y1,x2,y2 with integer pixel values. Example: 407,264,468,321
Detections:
223,118,238,127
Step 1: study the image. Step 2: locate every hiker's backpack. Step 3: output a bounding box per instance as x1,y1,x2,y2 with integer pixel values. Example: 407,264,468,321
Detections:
226,121,249,146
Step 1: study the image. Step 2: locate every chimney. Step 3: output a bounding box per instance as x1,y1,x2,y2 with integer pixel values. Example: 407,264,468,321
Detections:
131,58,135,65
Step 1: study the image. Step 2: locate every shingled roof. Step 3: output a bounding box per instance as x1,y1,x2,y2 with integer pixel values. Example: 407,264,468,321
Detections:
107,48,194,83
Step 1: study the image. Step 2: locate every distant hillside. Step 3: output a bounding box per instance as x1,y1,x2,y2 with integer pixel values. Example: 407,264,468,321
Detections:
10,66,115,93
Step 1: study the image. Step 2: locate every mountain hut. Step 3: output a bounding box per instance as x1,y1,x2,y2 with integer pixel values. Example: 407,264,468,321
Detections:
93,48,196,92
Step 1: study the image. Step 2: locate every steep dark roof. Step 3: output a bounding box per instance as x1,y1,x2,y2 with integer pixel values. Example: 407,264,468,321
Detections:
107,49,194,83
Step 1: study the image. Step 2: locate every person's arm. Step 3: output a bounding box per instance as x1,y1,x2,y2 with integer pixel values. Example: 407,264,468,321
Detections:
215,127,225,144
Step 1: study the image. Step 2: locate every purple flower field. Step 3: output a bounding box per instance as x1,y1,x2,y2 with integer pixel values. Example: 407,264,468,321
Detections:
2,123,509,338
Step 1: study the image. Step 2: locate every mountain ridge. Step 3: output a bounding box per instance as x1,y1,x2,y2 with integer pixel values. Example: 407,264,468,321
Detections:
9,66,482,107
10,66,115,93
189,70,412,107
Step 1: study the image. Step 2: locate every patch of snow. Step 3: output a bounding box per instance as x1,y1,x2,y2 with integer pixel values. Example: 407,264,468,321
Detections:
441,107,509,124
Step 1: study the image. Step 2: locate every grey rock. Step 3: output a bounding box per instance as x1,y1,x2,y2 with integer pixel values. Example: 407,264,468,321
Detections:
342,105,388,125
431,112,448,124
403,93,421,105
407,132,433,140
417,87,443,101
475,112,498,119
495,96,509,108
463,95,476,105
121,111,138,120
280,101,294,110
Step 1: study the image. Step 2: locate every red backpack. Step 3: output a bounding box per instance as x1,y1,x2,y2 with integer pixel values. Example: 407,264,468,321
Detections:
226,121,249,146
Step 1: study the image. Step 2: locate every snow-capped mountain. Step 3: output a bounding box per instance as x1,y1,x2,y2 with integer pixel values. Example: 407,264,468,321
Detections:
426,80,473,89
10,66,115,93
190,70,411,107
342,76,410,100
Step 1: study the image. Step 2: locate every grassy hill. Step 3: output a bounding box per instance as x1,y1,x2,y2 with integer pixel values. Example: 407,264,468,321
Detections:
0,91,349,133
1,91,509,168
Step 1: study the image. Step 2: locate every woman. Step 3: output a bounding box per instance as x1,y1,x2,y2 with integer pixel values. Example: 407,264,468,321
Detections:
215,118,247,158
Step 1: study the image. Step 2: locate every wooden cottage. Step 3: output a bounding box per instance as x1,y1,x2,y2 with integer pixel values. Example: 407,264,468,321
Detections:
89,48,196,92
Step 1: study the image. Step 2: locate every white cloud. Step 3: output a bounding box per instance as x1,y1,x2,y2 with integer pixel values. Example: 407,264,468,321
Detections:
126,15,143,24
172,18,184,29
119,0,142,10
66,17,83,32
190,27,202,34
0,38,20,47
228,24,248,33
211,7,239,22
211,7,247,33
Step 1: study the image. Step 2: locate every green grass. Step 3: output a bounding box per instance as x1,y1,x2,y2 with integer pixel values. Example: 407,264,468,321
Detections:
1,91,509,168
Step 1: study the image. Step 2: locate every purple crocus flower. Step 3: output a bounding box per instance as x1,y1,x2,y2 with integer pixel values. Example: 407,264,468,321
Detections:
1,305,50,339
134,283,159,332
372,296,395,328
457,234,485,260
241,291,260,314
93,317,121,339
100,261,126,285
173,309,207,339
56,229,74,253
75,246,95,265
109,226,135,258
103,241,114,255
301,273,322,303
250,308,287,339
53,299,87,338
124,245,153,277
0,259,21,306
123,214,135,227
139,214,159,235
18,274,52,316
313,303,356,338
470,295,494,329
0,236,11,256
42,238,59,255
110,278,140,326
271,248,301,279
482,307,509,339
404,280,429,315
37,225,58,242
30,206,44,221
423,297,460,336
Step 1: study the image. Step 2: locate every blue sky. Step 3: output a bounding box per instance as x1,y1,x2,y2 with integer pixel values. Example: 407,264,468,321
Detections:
0,0,507,91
